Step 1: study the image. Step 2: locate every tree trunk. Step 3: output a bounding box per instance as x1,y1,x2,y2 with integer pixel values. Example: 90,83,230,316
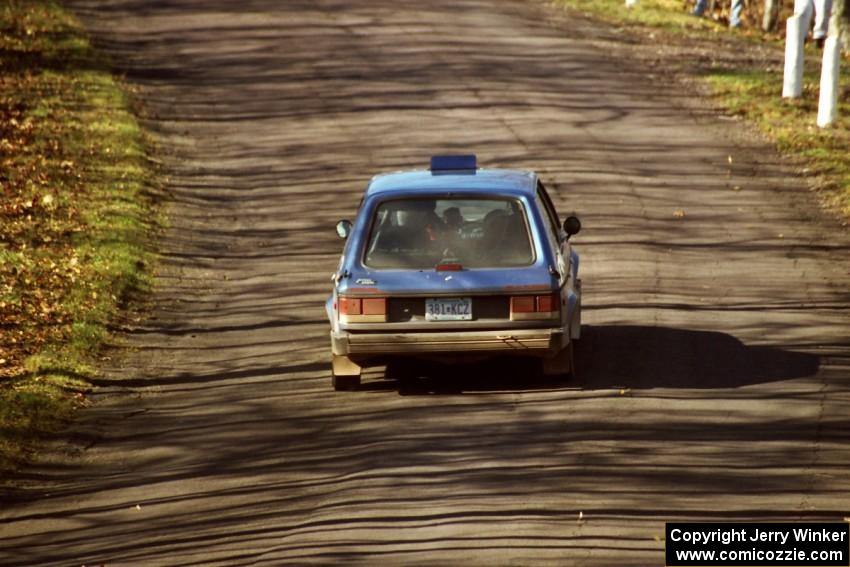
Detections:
840,0,850,48
763,0,780,31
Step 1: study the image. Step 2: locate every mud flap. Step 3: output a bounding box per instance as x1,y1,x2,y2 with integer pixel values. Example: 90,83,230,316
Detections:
570,302,581,340
332,355,361,391
542,341,574,378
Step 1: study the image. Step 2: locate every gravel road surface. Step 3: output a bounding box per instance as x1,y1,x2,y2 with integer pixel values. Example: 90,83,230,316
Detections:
2,0,850,565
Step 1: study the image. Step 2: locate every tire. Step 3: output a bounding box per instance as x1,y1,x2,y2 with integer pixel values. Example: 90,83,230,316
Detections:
568,339,578,380
541,340,575,381
386,359,422,393
332,373,360,391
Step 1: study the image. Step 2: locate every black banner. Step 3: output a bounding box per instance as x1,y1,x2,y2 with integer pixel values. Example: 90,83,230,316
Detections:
666,522,850,566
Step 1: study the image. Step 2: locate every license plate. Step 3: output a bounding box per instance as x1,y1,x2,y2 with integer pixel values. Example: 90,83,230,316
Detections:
425,297,472,321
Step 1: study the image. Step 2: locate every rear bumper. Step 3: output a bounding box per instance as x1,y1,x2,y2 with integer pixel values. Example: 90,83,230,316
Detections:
331,327,567,357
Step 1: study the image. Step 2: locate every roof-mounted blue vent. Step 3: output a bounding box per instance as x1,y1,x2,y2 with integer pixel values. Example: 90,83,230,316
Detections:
430,154,477,173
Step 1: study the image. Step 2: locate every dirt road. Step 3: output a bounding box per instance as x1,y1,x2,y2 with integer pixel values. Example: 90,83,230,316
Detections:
2,0,850,564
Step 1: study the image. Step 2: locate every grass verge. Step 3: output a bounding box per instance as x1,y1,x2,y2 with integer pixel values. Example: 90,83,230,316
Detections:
556,0,727,32
0,0,159,473
554,0,850,215
555,0,799,38
707,69,850,213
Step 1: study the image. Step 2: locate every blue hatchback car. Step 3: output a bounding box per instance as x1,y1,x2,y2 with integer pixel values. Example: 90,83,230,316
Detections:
327,155,582,390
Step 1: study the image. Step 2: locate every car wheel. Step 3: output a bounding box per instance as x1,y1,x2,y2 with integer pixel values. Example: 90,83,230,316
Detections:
332,373,360,391
386,359,423,393
541,341,575,380
568,339,578,380
385,359,410,381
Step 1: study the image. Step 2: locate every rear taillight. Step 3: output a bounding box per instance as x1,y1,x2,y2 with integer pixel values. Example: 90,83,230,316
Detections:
436,262,463,272
536,293,557,312
510,296,535,313
340,296,386,323
339,297,360,315
510,293,560,321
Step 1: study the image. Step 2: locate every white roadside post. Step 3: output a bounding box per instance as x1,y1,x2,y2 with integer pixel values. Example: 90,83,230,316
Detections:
795,0,815,27
817,36,842,126
817,0,845,127
783,14,807,97
784,0,815,98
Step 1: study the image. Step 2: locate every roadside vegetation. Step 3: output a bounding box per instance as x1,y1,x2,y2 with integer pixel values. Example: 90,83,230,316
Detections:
555,0,850,216
0,0,159,472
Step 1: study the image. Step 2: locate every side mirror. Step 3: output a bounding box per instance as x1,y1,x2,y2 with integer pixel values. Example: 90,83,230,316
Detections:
336,219,352,239
563,215,581,239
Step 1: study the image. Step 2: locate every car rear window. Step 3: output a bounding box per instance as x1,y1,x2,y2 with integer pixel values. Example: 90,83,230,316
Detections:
363,197,535,269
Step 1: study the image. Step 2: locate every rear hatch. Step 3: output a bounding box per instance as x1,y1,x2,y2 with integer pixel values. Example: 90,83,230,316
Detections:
336,193,560,329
